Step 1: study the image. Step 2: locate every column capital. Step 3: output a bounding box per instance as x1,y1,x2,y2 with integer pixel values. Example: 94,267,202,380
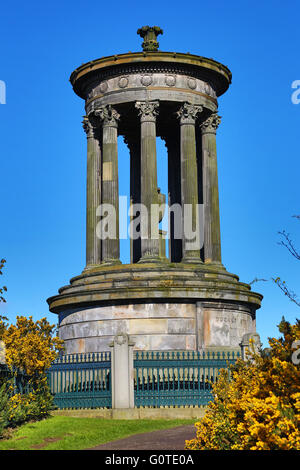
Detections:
200,112,221,134
82,115,97,139
135,100,159,122
177,102,203,125
94,104,120,128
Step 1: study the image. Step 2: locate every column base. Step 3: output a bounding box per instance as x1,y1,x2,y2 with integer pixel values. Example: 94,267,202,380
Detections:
204,260,225,270
138,255,165,264
83,263,102,272
101,259,122,267
181,256,203,264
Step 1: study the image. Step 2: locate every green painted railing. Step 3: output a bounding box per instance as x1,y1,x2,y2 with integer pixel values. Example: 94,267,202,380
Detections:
2,349,240,410
134,350,240,408
0,364,32,394
47,352,112,409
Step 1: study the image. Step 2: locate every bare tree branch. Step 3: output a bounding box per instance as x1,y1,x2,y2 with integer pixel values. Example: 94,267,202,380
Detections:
277,230,300,261
273,216,300,307
272,277,300,308
249,278,268,286
0,258,7,303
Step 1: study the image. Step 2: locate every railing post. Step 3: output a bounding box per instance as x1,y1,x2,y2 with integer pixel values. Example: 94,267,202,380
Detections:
240,333,262,361
109,334,135,409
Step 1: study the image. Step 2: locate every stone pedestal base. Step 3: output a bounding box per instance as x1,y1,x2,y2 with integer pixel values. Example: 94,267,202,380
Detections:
48,263,262,354
58,301,255,354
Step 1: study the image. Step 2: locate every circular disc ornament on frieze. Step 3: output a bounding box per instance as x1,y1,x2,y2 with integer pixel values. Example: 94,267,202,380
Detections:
187,78,196,90
165,74,176,86
204,83,211,94
99,81,108,93
118,76,129,88
141,74,153,86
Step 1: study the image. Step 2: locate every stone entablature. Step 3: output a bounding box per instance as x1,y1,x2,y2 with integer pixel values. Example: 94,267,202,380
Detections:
85,72,217,105
70,51,232,100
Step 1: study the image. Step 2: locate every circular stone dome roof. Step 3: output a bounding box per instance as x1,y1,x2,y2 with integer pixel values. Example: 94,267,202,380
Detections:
70,27,232,99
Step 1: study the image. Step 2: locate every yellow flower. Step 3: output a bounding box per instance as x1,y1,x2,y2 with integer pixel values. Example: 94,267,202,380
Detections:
185,318,300,451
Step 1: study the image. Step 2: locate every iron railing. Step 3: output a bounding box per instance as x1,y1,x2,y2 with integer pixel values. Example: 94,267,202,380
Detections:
47,352,112,409
1,350,240,409
134,350,240,407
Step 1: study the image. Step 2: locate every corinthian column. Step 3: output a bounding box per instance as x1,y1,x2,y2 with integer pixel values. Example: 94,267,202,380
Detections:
82,115,101,268
177,102,203,263
95,105,121,265
135,100,160,262
200,112,222,265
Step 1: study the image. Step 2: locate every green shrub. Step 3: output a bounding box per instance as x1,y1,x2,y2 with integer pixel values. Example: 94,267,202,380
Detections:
0,382,11,437
0,375,54,437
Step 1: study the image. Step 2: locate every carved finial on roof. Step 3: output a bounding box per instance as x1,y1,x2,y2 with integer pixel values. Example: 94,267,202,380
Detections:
137,26,163,51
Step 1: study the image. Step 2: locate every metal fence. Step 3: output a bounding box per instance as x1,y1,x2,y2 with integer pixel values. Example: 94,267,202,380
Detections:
1,349,240,409
134,350,240,408
47,352,112,409
0,364,32,394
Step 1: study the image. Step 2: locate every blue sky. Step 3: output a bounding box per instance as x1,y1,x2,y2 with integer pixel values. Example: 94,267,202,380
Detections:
0,0,299,347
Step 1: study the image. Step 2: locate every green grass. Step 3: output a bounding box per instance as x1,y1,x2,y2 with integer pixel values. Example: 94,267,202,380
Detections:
0,416,195,450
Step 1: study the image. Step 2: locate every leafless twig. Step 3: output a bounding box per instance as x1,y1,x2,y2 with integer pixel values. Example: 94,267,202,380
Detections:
272,277,300,307
249,278,268,286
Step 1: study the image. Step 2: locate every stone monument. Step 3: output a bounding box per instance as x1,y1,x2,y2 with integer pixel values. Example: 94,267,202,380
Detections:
47,27,262,354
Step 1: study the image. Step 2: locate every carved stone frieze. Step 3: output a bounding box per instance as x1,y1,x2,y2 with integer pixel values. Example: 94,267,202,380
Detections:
85,68,217,102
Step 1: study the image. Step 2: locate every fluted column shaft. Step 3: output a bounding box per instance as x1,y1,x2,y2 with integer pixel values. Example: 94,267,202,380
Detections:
135,101,160,262
126,133,141,264
177,103,203,263
83,115,101,268
95,105,121,264
164,132,182,263
201,113,222,265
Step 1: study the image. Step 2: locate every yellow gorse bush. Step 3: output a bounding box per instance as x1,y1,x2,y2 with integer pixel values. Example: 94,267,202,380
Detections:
5,387,51,425
185,318,300,450
2,316,64,376
0,316,64,430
